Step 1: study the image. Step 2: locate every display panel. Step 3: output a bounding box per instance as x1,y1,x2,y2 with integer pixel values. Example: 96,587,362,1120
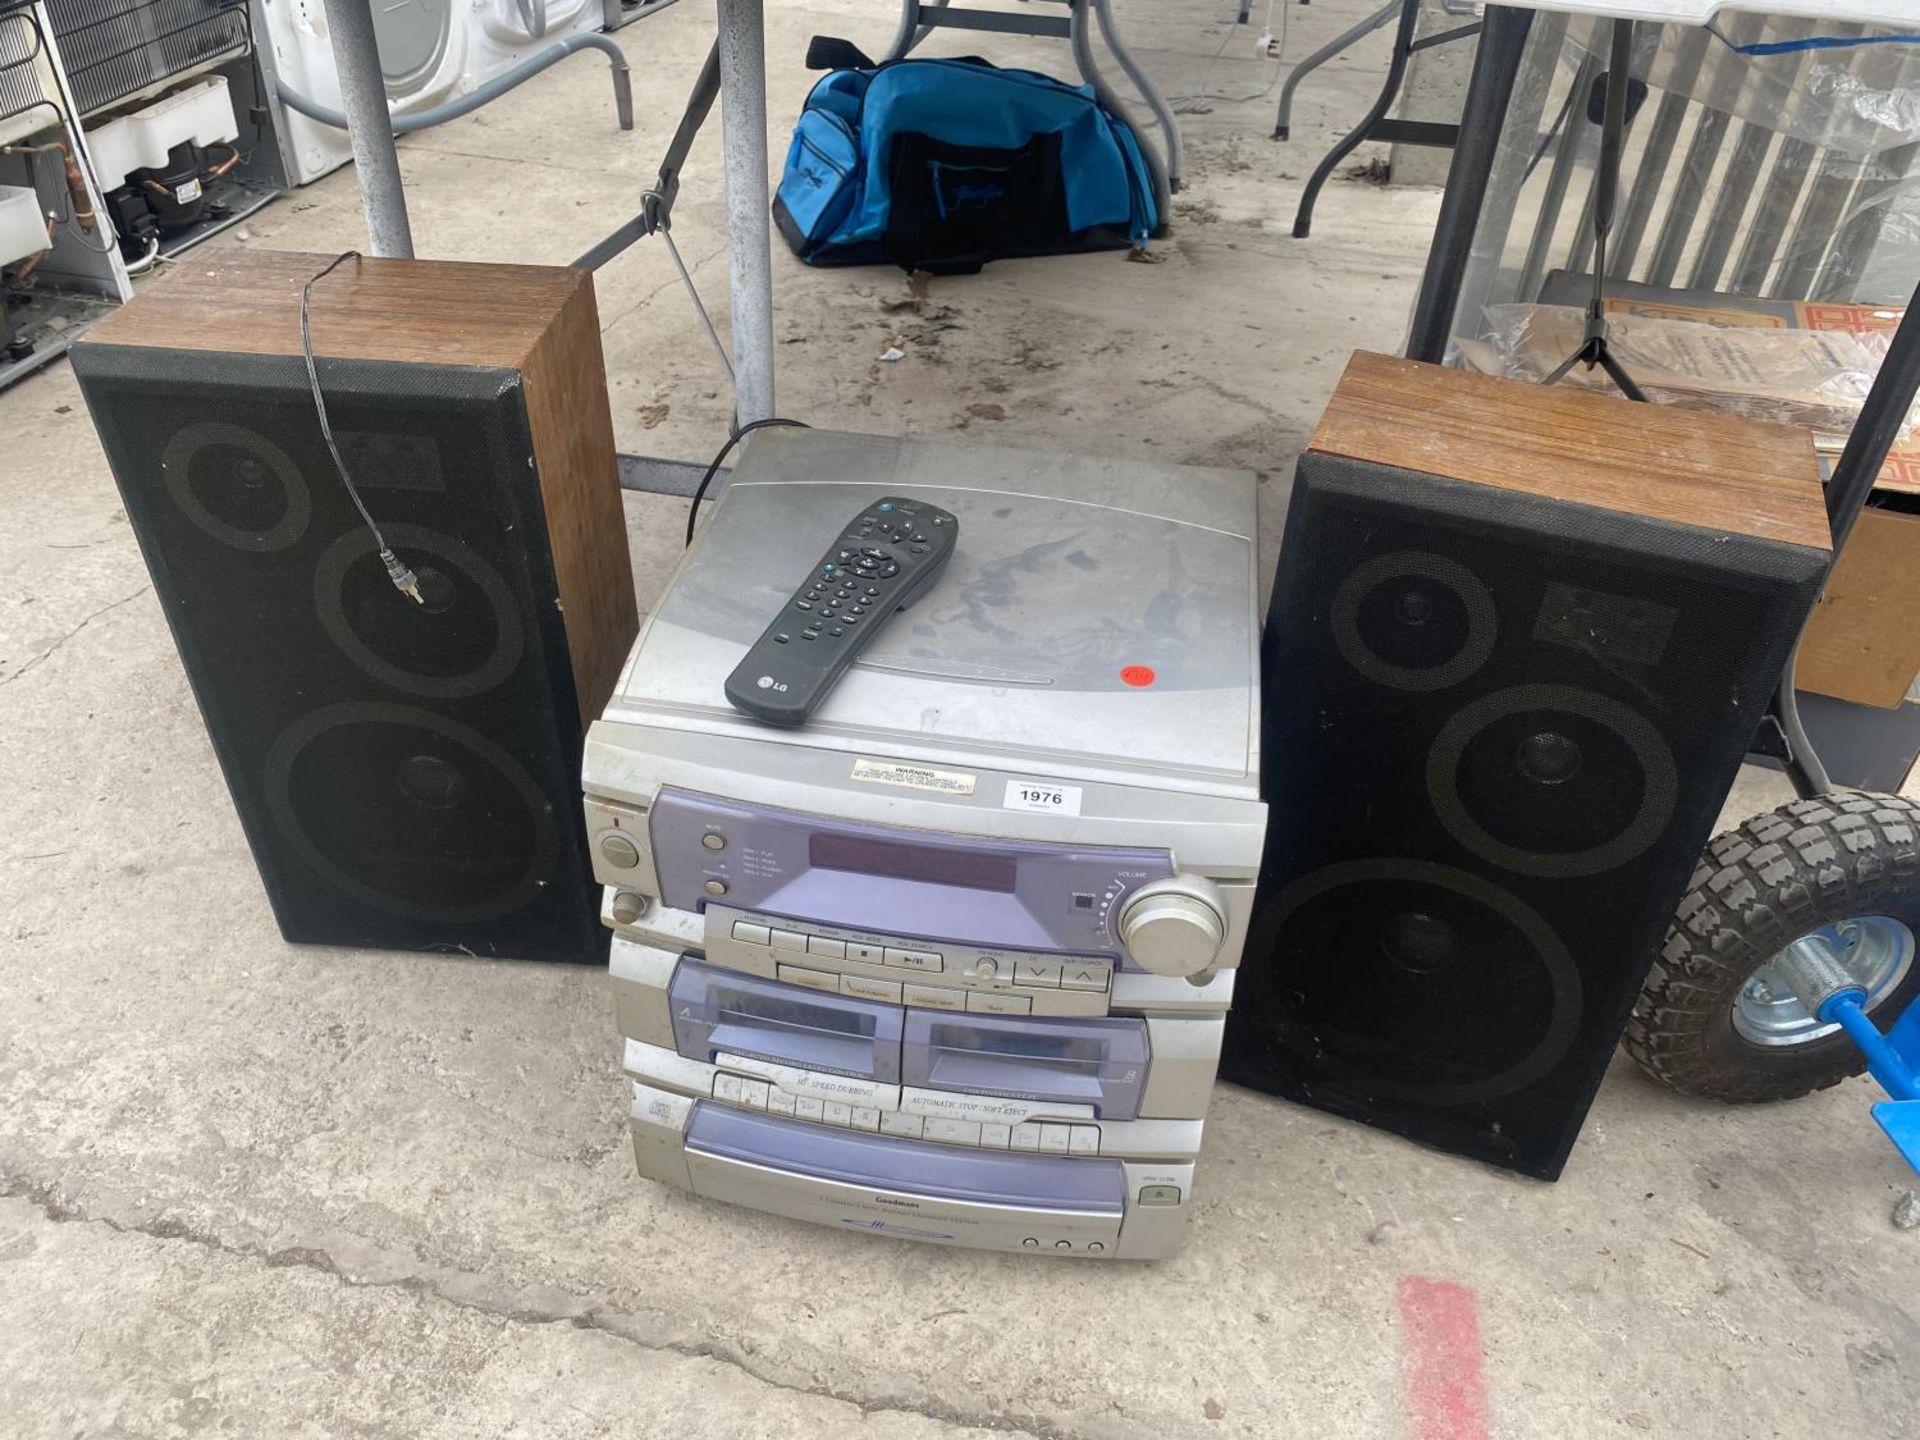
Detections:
809,832,1018,893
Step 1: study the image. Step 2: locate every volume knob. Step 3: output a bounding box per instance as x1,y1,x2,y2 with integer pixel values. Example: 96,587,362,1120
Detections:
1118,877,1227,977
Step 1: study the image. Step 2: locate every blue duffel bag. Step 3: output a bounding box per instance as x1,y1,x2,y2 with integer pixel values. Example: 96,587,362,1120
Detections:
772,55,1161,274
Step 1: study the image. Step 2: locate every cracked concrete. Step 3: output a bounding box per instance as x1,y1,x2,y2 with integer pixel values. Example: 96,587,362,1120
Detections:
3,0,1919,1434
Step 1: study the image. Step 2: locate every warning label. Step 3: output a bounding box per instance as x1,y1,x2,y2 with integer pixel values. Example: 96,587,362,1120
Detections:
849,758,977,796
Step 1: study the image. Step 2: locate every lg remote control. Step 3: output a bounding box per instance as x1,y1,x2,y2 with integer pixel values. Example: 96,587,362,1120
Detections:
724,497,959,727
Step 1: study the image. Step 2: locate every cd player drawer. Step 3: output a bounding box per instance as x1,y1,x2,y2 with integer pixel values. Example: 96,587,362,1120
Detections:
628,1083,1198,1259
614,938,1220,1120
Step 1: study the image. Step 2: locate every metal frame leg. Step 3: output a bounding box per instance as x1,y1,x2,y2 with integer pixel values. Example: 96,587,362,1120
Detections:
1274,0,1399,141
1070,0,1171,227
716,0,775,423
885,0,949,61
1292,0,1420,239
1091,0,1182,191
1403,3,1537,362
324,0,414,257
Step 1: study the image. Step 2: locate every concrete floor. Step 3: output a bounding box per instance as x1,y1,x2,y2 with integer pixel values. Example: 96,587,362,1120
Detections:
3,0,1918,1435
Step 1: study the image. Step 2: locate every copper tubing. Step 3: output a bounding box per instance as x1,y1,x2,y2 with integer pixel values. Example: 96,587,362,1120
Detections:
3,138,96,232
206,144,240,177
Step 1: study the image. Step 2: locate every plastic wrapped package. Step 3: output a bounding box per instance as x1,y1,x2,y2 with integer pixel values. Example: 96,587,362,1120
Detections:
1460,302,1894,438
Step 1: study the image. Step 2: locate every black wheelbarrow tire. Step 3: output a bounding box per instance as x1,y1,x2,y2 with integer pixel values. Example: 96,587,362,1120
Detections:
1625,793,1920,1104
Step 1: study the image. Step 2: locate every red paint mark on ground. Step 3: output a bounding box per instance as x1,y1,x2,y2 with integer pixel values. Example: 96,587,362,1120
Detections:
1397,1276,1490,1440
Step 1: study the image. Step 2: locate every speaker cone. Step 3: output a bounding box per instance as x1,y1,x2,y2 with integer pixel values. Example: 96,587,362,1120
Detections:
1427,684,1678,878
315,523,523,699
1329,551,1496,692
264,702,557,923
1263,859,1583,1105
160,422,312,552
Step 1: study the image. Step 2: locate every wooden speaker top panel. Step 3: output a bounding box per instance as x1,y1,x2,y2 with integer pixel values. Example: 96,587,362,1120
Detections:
84,248,586,372
1309,352,1832,554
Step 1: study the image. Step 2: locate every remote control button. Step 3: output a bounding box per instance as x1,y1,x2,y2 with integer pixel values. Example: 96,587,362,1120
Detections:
803,631,819,640
842,613,859,625
860,547,886,559
878,563,900,578
821,563,837,576
773,633,789,643
830,627,845,636
878,502,894,512
795,600,812,610
910,543,929,554
864,586,880,597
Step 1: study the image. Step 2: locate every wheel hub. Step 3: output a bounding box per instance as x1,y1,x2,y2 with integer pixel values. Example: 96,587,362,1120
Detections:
1733,916,1916,1048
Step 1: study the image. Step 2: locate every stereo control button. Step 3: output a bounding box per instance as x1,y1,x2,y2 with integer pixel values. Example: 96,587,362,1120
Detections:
1137,1184,1182,1206
841,974,903,1003
1010,1124,1042,1151
966,991,1032,1016
806,935,847,960
741,1080,770,1111
713,1074,745,1104
599,833,641,869
845,942,885,965
731,921,772,946
1069,1125,1100,1156
970,957,1000,981
1022,1237,1040,1248
823,1100,853,1127
1054,1241,1072,1251
768,1089,797,1117
880,1111,924,1139
1060,963,1111,992
979,1123,1012,1148
770,929,809,953
884,947,943,972
851,1106,882,1132
904,984,966,1012
701,833,727,852
924,1117,982,1145
1037,1124,1072,1154
1013,959,1061,987
778,964,841,993
704,880,729,897
794,1096,825,1122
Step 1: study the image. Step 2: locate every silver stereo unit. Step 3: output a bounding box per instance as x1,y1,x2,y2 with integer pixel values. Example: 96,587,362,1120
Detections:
582,428,1265,1259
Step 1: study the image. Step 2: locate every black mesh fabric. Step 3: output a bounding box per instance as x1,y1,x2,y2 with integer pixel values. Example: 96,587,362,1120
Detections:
1223,452,1828,1179
69,342,604,964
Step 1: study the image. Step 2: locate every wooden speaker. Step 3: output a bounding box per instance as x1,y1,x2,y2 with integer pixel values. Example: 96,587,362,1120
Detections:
1224,353,1831,1177
72,251,637,963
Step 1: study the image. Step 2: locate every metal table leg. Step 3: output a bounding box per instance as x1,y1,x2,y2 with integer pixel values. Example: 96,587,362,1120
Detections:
1292,0,1421,239
1070,0,1170,227
716,0,776,423
1403,3,1538,362
1091,0,1182,192
324,0,414,257
1274,0,1399,142
884,0,950,61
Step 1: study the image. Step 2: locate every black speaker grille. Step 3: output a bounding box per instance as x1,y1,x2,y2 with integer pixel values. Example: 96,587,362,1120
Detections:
1225,455,1827,1177
71,342,603,964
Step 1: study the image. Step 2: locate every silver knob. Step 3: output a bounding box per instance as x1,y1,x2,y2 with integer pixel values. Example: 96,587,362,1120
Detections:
1117,876,1226,977
611,891,647,925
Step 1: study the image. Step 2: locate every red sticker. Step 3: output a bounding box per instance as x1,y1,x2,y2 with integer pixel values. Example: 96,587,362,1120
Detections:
1120,665,1157,688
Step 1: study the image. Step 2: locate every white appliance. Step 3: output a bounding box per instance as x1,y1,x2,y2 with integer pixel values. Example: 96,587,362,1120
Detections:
259,0,606,185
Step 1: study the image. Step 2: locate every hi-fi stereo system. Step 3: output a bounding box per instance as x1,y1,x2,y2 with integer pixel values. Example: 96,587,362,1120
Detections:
73,245,1832,1256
